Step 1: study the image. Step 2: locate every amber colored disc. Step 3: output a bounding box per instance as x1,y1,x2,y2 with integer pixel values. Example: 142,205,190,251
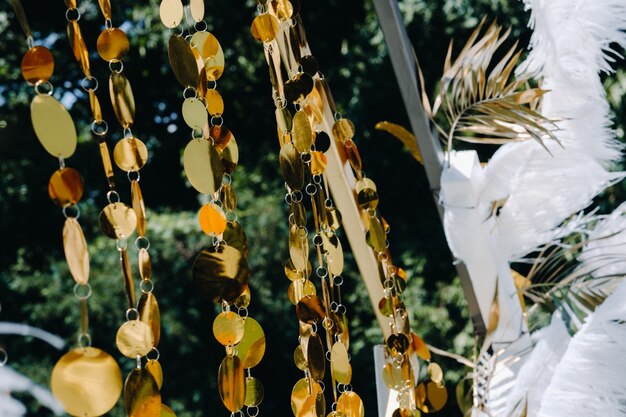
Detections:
321,232,344,276
293,345,308,371
31,95,77,158
146,359,163,390
131,180,147,237
292,110,314,152
182,97,208,130
116,320,155,358
235,317,266,368
288,279,316,305
206,89,224,116
366,217,386,253
190,31,225,81
213,311,245,346
97,28,129,62
307,333,325,382
221,184,237,213
296,295,325,325
411,333,431,361
183,139,224,195
332,119,355,142
310,151,327,175
109,72,135,128
51,347,122,417
168,34,200,88
138,293,161,347
192,245,249,303
291,378,322,417
124,368,162,417
223,222,249,258
218,355,245,412
244,376,264,407
355,178,379,209
63,218,90,285
331,342,352,384
382,363,402,390
332,311,350,350
251,14,280,43
280,142,304,191
48,167,83,207
337,392,364,417
99,202,137,239
159,0,183,28
378,297,393,317
199,203,227,236
114,137,148,172
21,46,54,84
386,333,410,357
273,0,294,20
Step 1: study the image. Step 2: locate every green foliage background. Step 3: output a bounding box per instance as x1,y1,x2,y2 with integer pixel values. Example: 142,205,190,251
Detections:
0,1,623,416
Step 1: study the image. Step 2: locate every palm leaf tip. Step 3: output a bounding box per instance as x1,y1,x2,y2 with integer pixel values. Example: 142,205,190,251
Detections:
375,121,423,164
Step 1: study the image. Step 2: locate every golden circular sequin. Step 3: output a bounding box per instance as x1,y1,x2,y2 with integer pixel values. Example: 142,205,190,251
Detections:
337,392,364,417
213,311,245,346
168,34,200,88
192,245,249,303
332,118,356,142
99,202,137,239
251,14,280,43
31,94,77,158
48,167,84,207
236,317,266,368
244,376,264,407
124,368,161,417
191,31,225,81
97,28,129,62
113,137,148,172
331,342,352,384
182,97,208,130
288,279,316,305
206,89,224,115
21,46,54,84
199,203,227,236
218,355,245,412
183,139,224,195
116,320,155,358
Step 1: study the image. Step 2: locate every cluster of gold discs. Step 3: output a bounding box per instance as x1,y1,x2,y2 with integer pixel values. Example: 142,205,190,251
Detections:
159,0,266,415
13,0,125,415
250,2,369,417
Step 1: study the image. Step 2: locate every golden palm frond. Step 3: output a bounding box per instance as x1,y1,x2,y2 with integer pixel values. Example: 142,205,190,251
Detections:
374,121,423,164
424,19,559,153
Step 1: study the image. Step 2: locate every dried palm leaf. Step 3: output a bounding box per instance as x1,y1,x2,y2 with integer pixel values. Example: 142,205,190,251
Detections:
374,121,423,164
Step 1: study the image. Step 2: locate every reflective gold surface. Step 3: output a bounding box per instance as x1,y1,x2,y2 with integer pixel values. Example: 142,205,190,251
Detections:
97,0,112,19
234,285,251,309
292,110,314,152
386,333,409,356
332,119,355,142
124,368,162,417
138,293,161,347
291,201,307,227
63,218,90,285
191,31,225,81
337,392,364,417
344,141,363,178
89,90,103,121
244,376,264,407
139,248,152,280
310,151,327,175
51,347,122,417
132,180,147,237
221,134,239,174
306,333,325,381
109,72,135,128
284,258,311,281
223,222,249,258
98,139,115,188
355,178,378,209
218,355,245,412
114,137,148,172
280,142,304,191
331,342,351,384
146,359,163,389
276,107,293,137
199,203,227,236
272,0,294,20
182,98,208,130
235,317,265,368
205,89,224,116
21,46,54,84
411,333,431,361
168,34,199,88
288,279,316,305
160,404,176,417
291,378,322,417
97,28,129,62
183,139,224,195
159,0,183,28
192,245,249,302
221,184,237,212
121,248,136,308
213,311,245,346
366,216,386,253
48,167,84,207
31,95,77,158
210,125,234,151
427,362,443,384
251,14,280,43
293,345,307,371
289,225,309,271
332,311,350,350
415,381,447,413
296,295,325,325
67,20,90,77
321,232,344,276
99,202,137,239
116,320,155,358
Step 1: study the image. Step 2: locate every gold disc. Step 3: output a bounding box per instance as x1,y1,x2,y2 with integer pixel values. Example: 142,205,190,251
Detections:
192,245,249,303
206,89,224,115
234,285,251,309
337,392,364,417
97,27,129,62
221,134,239,174
48,167,84,207
355,178,379,210
366,216,386,253
284,258,312,281
288,279,316,305
182,97,208,130
428,362,443,384
138,292,161,347
221,184,237,212
21,46,54,84
146,359,163,390
289,224,310,271
190,31,224,81
223,222,249,258
159,0,183,28
99,202,137,239
296,295,325,324
51,347,122,417
138,248,152,280
168,34,199,88
199,203,227,236
386,333,410,356
109,72,135,128
30,94,77,158
116,320,155,358
307,333,325,382
321,232,344,276
235,317,266,368
332,119,355,142
251,14,280,43
213,311,245,346
67,20,90,77
291,378,322,417
411,333,431,361
331,342,352,384
294,345,308,371
280,142,304,191
124,368,162,417
63,218,90,285
292,110,314,152
244,376,264,407
132,180,147,237
273,0,294,20
218,355,245,412
183,139,224,195
113,137,148,172
310,151,327,175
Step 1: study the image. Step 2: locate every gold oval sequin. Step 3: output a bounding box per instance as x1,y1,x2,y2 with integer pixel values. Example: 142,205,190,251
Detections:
138,248,152,280
116,320,155,358
89,90,103,122
294,345,307,371
113,137,148,172
210,125,234,151
331,342,352,384
366,216,386,253
31,95,77,158
292,110,314,152
97,0,112,19
344,140,363,176
221,134,239,174
48,167,83,207
296,295,325,324
337,392,364,417
192,245,249,303
168,34,199,88
183,139,224,195
244,377,264,407
288,279,316,304
182,97,208,130
199,203,227,236
236,317,266,368
218,355,245,412
276,107,293,137
206,89,224,116
280,142,304,191
109,72,135,128
124,368,161,417
332,119,355,142
131,180,147,237
234,285,251,309
189,0,205,22
291,200,307,227
221,184,237,212
67,20,90,77
289,225,310,271
284,258,312,281
97,28,129,62
159,0,184,28
332,312,350,350
272,0,294,20
21,46,54,84
291,378,322,417
138,292,161,347
146,359,163,389
416,381,448,413
99,202,137,239
411,333,431,361
428,362,443,384
63,218,89,285
321,232,344,276
190,31,225,82
251,14,280,43
223,221,249,258
307,333,325,381
51,347,122,417
355,178,378,210
310,151,327,175
213,311,245,346
386,333,409,356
